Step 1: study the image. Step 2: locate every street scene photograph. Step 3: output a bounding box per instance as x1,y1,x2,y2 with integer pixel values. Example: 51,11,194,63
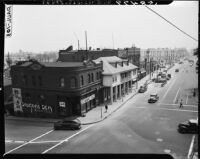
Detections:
3,1,198,159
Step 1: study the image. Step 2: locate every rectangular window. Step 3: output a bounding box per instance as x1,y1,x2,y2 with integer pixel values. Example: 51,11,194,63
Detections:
32,76,36,86
38,76,42,86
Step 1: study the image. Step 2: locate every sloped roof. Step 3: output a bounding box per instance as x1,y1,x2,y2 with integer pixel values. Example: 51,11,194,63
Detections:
93,56,138,75
20,61,84,67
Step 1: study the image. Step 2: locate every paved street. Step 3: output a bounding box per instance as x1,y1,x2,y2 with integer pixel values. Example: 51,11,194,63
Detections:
5,60,198,158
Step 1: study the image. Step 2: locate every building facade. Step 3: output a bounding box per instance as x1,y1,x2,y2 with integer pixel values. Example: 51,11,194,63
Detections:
11,59,103,118
93,56,138,105
58,48,118,62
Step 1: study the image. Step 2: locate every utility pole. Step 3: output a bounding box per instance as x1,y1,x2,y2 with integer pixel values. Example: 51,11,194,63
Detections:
85,31,88,60
112,33,114,49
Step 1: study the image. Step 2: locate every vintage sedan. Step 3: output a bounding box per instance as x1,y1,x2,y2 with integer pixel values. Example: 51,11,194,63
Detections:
148,93,159,103
175,69,179,72
138,86,147,93
178,119,198,134
54,118,81,130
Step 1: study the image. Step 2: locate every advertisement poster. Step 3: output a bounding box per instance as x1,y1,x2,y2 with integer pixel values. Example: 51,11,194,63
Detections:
12,88,23,112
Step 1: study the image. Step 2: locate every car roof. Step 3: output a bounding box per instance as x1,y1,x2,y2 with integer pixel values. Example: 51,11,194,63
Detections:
189,119,198,124
150,93,157,96
62,118,81,123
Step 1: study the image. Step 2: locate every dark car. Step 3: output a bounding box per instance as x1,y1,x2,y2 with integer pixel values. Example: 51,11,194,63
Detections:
138,86,147,93
161,81,167,87
148,93,159,103
54,118,81,130
166,74,171,80
178,119,198,134
175,69,179,72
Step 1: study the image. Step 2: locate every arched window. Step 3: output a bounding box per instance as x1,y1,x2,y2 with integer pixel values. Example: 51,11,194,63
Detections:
88,74,91,83
60,77,65,87
91,73,94,82
96,72,99,80
70,77,77,88
80,75,84,86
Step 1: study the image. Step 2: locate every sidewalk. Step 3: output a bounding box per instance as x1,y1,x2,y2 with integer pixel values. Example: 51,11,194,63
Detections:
76,72,153,125
5,68,171,125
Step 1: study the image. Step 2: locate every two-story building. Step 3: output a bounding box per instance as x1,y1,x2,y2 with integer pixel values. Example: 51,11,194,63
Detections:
10,59,103,118
93,56,138,105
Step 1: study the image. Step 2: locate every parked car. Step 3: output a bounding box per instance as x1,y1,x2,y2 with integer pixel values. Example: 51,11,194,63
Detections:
163,69,167,73
175,69,179,72
178,119,198,134
138,86,147,93
54,118,81,130
148,93,159,103
161,81,167,87
166,74,171,80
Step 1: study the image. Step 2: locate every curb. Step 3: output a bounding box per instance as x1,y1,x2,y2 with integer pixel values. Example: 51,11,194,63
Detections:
5,116,60,123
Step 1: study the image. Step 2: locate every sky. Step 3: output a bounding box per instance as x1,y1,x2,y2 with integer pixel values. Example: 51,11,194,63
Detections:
5,1,198,54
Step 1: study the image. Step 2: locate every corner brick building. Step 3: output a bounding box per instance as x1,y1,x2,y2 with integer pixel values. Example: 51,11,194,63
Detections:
11,59,103,118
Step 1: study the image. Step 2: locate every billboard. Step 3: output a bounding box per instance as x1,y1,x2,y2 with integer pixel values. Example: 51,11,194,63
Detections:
12,88,23,112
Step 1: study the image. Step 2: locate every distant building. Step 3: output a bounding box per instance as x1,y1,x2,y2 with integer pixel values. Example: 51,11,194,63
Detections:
93,56,138,105
10,59,103,118
126,46,141,67
58,48,118,62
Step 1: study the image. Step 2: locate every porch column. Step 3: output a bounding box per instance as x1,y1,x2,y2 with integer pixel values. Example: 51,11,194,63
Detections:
110,86,113,104
119,84,121,99
130,80,132,92
115,86,118,100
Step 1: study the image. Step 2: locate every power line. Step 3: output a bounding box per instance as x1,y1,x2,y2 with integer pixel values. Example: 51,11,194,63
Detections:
144,5,198,42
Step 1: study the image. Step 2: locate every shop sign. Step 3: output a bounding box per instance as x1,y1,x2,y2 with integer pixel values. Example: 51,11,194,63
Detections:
59,101,66,107
81,94,95,105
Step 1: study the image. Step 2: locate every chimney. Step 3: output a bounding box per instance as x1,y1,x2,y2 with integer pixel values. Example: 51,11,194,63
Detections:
115,62,117,68
122,61,123,67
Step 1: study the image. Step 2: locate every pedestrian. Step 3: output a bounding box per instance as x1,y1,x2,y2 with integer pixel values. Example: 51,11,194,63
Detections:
179,99,183,108
105,104,108,113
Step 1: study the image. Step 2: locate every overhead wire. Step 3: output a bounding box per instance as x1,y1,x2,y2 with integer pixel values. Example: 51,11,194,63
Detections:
144,5,198,42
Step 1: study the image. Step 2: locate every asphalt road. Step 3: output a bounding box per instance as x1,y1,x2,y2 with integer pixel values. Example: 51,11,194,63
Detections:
5,59,198,158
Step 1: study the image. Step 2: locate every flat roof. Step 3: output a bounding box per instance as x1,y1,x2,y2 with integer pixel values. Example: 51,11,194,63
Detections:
41,62,84,67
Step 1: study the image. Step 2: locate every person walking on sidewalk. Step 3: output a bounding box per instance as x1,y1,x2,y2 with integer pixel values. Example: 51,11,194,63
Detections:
105,104,108,113
179,99,183,108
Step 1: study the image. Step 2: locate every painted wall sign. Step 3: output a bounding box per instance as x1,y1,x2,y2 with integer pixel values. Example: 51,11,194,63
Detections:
21,102,53,113
12,88,23,112
81,94,95,105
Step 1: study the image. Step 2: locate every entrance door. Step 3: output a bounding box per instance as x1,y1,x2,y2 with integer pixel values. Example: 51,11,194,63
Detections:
57,96,70,117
